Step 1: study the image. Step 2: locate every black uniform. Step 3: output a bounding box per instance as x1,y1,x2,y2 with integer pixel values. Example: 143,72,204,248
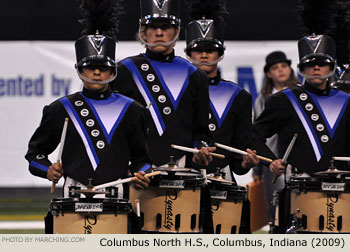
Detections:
25,87,151,186
111,49,211,166
253,82,350,175
205,72,252,179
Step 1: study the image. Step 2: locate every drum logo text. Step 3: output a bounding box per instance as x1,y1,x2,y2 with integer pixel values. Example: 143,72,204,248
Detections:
84,214,97,234
163,190,177,230
326,193,338,231
75,203,103,212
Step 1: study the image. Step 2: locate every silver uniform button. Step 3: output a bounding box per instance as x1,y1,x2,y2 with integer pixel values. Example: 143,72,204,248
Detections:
80,109,89,117
316,124,324,131
152,85,160,93
321,135,329,143
209,113,212,119
75,100,84,106
311,114,319,121
163,106,171,115
305,103,313,111
147,74,155,82
299,93,308,101
158,95,166,103
96,140,105,149
209,123,216,131
141,63,149,71
36,154,45,160
86,119,95,127
91,129,100,137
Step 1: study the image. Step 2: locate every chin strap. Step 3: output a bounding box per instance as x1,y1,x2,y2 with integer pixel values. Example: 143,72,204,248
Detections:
76,69,117,85
186,54,224,66
138,25,180,47
298,67,335,80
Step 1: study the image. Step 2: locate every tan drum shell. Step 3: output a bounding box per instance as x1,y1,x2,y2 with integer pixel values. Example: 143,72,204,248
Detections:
130,186,201,233
53,213,128,234
291,190,350,233
211,199,243,234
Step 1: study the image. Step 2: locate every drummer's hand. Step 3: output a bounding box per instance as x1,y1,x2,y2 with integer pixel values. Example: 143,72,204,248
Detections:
47,162,63,183
269,159,285,176
192,147,216,166
242,149,259,169
131,171,150,190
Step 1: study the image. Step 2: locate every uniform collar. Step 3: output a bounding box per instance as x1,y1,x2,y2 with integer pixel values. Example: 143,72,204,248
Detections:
145,48,175,62
303,81,331,96
82,86,112,100
208,71,221,85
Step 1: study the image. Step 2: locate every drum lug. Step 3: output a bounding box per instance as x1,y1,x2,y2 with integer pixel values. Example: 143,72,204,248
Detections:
286,217,297,234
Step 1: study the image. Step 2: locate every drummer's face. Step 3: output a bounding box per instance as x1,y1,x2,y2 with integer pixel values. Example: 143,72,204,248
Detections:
80,66,114,92
304,64,332,89
190,49,219,78
142,22,177,55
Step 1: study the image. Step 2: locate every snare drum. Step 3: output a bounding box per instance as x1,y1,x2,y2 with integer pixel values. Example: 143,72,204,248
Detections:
129,168,205,233
50,197,131,234
207,181,247,234
287,177,350,233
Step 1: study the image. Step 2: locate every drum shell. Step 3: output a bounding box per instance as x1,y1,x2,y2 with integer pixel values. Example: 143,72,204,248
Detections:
50,197,131,234
208,182,247,234
130,172,205,233
288,178,350,233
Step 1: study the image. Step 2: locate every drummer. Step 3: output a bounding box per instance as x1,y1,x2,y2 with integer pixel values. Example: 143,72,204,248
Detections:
25,0,151,197
253,34,350,177
184,2,259,181
110,0,214,168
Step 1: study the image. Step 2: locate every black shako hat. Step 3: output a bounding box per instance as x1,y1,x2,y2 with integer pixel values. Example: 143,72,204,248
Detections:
75,34,116,67
264,51,291,73
139,0,180,25
185,19,225,56
298,34,336,71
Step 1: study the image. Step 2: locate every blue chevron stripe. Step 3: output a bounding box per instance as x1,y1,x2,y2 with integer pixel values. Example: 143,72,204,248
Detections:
82,93,133,144
60,97,99,170
122,58,165,136
284,89,323,161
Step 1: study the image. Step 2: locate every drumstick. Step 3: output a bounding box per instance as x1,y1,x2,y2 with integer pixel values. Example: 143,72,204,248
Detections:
170,144,225,159
93,171,161,190
135,199,141,217
333,156,350,162
214,142,273,163
50,117,69,194
272,133,298,184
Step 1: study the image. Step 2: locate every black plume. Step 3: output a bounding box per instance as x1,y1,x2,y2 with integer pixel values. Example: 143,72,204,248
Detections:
78,0,124,41
185,0,229,24
296,0,350,67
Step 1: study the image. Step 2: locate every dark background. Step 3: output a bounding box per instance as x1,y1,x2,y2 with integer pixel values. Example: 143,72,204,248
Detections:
1,0,301,41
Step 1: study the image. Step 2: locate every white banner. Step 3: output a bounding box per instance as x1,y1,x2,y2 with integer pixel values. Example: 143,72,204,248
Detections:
0,40,299,186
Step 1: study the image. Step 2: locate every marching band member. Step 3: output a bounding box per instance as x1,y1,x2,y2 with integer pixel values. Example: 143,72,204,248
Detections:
253,1,350,233
185,0,259,182
110,0,213,167
25,0,151,196
252,51,299,222
253,34,350,178
184,0,259,234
